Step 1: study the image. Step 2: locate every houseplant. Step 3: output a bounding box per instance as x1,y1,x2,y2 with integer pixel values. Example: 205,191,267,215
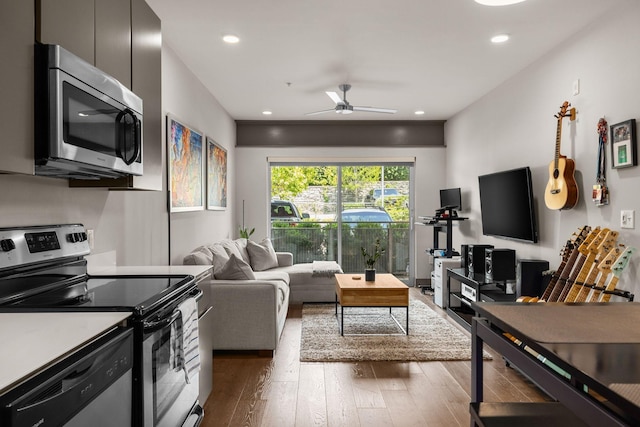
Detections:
361,238,385,281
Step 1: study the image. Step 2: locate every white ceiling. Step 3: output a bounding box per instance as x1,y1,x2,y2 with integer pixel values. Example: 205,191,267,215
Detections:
146,0,625,121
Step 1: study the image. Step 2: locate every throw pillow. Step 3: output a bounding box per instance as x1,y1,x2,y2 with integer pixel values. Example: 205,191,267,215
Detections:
207,243,230,274
220,239,244,260
214,254,256,280
246,238,279,271
183,245,214,265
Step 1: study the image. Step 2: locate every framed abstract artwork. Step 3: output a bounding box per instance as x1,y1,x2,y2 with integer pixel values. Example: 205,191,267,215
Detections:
206,138,227,210
167,114,204,212
611,119,637,169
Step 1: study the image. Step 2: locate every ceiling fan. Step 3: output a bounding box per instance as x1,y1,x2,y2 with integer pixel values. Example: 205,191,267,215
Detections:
306,84,397,116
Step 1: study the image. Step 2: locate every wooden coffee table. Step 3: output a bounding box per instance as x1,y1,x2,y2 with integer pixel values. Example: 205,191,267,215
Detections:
334,273,409,336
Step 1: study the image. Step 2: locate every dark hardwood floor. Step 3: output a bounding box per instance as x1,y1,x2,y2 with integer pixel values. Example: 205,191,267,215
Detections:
202,288,550,427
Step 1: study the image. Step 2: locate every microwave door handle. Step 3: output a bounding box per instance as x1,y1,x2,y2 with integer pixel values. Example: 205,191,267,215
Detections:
116,109,140,165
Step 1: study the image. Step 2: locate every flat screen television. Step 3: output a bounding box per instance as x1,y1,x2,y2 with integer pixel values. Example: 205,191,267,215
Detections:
478,167,538,243
440,187,462,210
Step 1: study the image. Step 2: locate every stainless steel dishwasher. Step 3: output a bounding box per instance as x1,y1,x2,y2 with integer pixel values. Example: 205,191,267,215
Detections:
0,328,133,427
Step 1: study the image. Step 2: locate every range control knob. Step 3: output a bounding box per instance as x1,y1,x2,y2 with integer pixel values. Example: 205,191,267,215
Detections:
0,239,15,252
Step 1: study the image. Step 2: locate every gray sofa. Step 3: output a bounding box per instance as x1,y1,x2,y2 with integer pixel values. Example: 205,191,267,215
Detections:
183,238,341,354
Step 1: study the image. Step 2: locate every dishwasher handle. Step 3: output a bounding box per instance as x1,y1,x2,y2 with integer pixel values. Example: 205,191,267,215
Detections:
4,330,133,427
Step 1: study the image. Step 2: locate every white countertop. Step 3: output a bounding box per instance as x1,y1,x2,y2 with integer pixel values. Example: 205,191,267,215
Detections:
0,312,130,395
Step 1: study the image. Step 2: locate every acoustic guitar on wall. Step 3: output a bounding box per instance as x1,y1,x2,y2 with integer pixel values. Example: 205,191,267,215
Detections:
545,101,579,210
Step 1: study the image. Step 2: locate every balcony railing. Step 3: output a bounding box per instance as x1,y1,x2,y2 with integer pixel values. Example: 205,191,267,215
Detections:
270,221,410,277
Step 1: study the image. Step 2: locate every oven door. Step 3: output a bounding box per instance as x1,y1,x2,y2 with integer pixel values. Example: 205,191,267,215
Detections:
140,295,203,427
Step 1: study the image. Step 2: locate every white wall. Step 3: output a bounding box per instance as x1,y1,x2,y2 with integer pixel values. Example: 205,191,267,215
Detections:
446,1,640,296
235,146,447,280
163,45,237,265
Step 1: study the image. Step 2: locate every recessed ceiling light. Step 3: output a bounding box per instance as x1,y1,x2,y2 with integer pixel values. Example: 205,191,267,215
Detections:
491,34,510,43
414,110,425,115
475,0,526,6
222,34,240,44
262,110,272,115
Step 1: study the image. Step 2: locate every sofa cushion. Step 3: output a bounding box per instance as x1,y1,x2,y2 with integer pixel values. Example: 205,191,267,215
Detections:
214,254,256,280
207,243,231,274
253,269,290,285
183,245,213,265
246,238,279,271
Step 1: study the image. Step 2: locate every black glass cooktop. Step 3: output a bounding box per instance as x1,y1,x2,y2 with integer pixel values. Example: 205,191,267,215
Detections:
2,275,194,317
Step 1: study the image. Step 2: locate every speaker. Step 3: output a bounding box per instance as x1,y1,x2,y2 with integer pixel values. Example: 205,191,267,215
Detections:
460,244,470,272
467,244,493,275
485,248,516,282
516,259,550,298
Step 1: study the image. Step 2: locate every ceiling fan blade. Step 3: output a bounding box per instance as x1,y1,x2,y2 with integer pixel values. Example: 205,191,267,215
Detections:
352,106,397,114
326,91,344,105
305,108,336,116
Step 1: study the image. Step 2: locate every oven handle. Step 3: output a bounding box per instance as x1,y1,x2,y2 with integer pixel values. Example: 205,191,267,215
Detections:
142,288,203,333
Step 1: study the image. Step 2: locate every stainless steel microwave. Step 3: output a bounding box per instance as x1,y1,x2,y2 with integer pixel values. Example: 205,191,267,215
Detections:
35,43,143,179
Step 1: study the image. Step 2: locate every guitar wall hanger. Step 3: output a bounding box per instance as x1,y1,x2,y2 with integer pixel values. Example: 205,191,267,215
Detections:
555,106,577,122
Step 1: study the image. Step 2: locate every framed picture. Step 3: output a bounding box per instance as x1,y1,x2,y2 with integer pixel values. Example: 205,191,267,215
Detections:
611,119,637,169
167,114,204,212
206,138,227,210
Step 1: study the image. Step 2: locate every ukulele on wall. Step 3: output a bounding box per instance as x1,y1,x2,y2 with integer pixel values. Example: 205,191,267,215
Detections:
545,101,579,210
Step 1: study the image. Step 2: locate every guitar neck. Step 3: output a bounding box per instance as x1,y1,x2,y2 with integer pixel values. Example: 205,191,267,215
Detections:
547,250,580,302
586,271,610,302
540,258,567,300
564,253,597,302
573,260,603,302
554,117,563,168
558,254,587,302
600,277,620,302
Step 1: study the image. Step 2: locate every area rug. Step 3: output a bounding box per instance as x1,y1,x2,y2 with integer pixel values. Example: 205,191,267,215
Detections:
300,298,491,362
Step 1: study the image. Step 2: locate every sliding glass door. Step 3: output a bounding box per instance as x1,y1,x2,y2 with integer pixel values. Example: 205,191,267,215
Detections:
269,162,413,283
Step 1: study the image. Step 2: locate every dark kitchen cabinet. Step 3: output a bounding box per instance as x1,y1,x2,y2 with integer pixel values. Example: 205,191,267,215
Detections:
95,0,132,89
36,0,95,66
71,0,162,191
3,0,161,186
37,0,131,88
37,0,163,190
0,0,35,174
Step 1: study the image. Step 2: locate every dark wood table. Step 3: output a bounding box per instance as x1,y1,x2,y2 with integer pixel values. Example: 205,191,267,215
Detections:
470,302,640,427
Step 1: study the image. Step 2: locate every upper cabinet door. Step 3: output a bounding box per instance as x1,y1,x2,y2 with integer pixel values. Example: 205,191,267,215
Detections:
95,0,132,88
130,0,162,191
1,0,36,174
36,0,95,65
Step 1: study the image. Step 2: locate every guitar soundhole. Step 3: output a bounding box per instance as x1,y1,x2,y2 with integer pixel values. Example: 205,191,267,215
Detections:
553,169,559,179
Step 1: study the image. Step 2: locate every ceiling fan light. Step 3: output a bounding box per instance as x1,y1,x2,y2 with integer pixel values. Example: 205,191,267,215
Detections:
222,34,240,44
491,34,510,43
475,0,526,6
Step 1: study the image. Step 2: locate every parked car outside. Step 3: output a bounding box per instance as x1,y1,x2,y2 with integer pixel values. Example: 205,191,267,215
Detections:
364,188,401,206
271,200,309,222
340,208,393,228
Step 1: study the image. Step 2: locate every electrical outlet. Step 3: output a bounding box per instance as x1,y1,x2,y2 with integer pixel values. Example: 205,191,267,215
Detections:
87,229,95,249
621,210,635,229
